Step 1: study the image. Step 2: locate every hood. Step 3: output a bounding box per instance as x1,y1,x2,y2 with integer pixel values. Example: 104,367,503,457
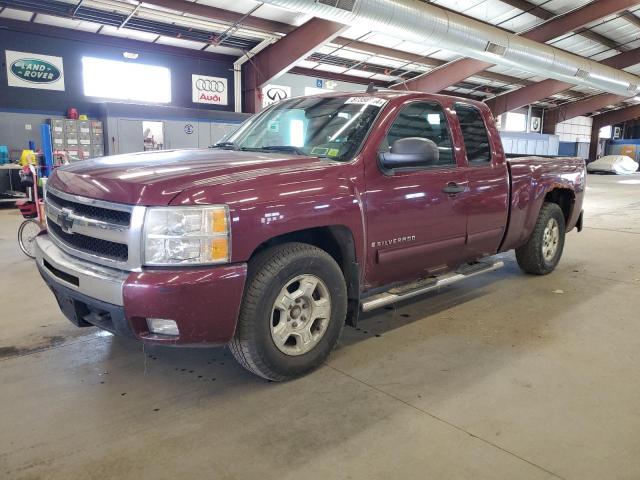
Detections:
48,149,337,206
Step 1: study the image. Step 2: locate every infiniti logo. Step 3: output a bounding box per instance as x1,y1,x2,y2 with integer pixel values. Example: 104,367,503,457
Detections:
195,79,225,93
266,87,288,102
57,207,75,234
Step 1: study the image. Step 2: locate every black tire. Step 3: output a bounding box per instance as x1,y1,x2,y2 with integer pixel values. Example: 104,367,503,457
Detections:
516,202,566,275
229,242,347,381
18,219,42,259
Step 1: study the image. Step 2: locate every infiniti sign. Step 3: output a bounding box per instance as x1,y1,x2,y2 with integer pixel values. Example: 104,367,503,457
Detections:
262,84,291,108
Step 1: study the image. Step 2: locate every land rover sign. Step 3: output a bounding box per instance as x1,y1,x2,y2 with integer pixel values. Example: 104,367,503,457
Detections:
6,51,65,91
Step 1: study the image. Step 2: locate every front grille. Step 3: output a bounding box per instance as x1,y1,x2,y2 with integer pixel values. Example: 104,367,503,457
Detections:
49,222,129,262
47,192,131,226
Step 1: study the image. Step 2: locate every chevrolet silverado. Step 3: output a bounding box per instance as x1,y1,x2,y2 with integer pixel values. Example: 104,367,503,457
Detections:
35,91,586,380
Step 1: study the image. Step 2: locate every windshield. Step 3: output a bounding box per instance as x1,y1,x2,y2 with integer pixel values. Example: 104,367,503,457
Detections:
218,96,386,161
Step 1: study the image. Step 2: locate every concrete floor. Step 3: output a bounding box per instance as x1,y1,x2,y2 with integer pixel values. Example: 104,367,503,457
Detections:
1,174,639,480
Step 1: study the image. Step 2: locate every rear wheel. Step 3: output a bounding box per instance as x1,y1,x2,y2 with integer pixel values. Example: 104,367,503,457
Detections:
230,243,347,381
516,202,566,275
18,219,42,259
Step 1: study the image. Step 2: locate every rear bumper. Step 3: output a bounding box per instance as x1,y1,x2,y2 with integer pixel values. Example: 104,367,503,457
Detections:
35,235,247,345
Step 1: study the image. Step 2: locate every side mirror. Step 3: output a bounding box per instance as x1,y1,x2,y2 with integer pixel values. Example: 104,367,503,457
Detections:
379,137,439,169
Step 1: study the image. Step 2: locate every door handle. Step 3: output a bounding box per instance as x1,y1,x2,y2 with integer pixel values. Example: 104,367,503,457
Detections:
442,182,465,195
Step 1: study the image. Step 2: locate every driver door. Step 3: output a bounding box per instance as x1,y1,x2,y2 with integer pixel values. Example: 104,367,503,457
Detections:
363,100,469,288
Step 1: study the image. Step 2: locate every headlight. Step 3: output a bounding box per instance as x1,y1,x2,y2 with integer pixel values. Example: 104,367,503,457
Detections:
143,205,230,266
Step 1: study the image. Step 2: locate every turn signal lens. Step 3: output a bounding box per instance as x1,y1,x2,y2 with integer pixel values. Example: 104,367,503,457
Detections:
210,208,228,234
210,238,229,262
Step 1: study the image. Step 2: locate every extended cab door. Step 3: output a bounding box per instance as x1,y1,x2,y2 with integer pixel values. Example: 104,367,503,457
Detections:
363,100,469,288
452,103,509,258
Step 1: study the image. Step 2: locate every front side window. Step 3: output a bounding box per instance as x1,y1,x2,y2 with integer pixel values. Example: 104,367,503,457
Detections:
454,104,492,165
380,102,454,167
221,96,384,161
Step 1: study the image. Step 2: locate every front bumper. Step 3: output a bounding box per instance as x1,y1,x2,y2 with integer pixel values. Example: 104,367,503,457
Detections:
35,235,248,345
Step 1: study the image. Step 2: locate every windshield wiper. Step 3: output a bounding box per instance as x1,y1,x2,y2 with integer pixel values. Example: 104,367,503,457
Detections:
210,141,240,150
242,145,308,156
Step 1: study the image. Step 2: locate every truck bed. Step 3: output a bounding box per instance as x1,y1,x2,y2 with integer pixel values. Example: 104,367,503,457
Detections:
500,155,587,252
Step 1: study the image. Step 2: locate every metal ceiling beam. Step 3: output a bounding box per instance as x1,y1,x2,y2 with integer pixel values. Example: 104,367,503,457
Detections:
487,46,640,116
0,17,234,62
396,0,640,93
515,0,636,44
574,28,626,52
620,10,640,28
141,0,295,34
498,0,553,20
140,1,532,88
72,0,85,17
330,38,533,86
290,67,388,86
119,1,141,30
243,17,347,113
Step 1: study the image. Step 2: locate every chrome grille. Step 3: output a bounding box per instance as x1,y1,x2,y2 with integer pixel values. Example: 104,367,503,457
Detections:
45,186,146,271
47,192,131,226
48,222,129,262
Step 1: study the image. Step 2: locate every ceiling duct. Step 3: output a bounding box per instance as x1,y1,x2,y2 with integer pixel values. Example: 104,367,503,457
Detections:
258,0,640,97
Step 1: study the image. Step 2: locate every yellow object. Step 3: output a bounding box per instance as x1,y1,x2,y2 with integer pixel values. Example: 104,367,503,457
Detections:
209,209,228,234
621,145,636,158
79,114,89,121
210,238,229,262
20,149,37,166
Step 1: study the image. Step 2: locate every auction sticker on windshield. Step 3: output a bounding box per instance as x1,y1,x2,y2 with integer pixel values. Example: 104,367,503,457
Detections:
345,97,387,107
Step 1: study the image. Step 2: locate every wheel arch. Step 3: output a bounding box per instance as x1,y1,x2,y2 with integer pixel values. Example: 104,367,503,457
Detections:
544,188,575,227
248,225,361,326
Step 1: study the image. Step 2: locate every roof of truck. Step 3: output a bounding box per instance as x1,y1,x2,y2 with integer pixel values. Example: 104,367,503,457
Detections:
296,89,488,110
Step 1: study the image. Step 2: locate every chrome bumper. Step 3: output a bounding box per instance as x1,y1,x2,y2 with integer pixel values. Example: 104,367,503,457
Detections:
35,234,128,306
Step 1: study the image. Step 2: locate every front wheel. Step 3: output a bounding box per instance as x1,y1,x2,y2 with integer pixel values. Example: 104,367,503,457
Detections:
230,243,347,381
18,219,42,259
516,202,566,275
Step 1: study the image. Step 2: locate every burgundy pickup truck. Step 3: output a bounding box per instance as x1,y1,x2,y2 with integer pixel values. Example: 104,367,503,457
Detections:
35,91,585,380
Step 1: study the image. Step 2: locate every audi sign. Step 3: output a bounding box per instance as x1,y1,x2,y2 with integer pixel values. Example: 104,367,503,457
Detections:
192,74,228,106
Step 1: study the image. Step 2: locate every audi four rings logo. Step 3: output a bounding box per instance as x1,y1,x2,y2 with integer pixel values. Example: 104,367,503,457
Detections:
266,87,288,102
192,75,228,105
196,79,225,93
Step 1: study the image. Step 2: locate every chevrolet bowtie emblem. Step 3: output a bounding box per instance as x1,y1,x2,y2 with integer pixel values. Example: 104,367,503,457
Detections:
57,207,75,234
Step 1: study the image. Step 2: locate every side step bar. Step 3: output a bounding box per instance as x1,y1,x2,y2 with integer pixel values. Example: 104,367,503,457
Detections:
361,260,504,312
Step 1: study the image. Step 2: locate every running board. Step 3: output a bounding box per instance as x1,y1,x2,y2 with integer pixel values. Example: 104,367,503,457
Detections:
361,260,504,312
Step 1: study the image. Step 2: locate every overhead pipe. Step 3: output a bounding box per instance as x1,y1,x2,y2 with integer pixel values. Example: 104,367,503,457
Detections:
257,0,640,97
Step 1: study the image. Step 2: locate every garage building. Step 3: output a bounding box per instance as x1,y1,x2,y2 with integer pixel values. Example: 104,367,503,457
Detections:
1,0,639,479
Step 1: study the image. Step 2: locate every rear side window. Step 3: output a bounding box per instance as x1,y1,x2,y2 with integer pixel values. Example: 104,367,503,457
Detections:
454,104,492,165
380,102,454,167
